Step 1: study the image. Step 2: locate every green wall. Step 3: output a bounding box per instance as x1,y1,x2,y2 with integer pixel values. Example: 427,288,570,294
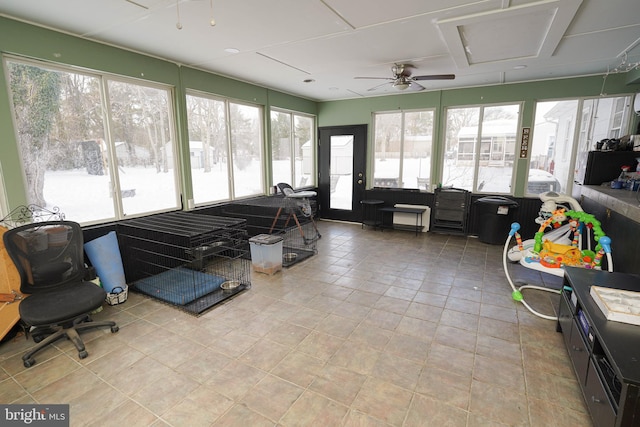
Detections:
0,17,316,209
318,74,640,196
1,15,639,209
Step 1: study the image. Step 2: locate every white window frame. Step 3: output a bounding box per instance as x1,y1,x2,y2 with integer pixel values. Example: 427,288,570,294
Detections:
270,107,316,189
4,55,182,225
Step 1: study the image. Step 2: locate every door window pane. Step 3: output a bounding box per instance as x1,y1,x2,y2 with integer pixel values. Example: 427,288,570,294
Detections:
330,135,353,210
107,80,179,216
187,94,230,204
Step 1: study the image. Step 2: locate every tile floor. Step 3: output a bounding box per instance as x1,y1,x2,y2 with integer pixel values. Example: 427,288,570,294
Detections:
0,220,593,427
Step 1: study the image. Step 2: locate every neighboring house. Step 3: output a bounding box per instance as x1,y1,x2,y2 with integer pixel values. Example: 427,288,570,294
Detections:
455,120,517,167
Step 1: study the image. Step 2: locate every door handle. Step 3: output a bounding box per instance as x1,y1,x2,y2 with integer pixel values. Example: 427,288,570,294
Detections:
357,179,363,185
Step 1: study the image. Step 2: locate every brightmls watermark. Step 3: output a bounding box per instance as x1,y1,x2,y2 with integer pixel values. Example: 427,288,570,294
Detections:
1,405,69,426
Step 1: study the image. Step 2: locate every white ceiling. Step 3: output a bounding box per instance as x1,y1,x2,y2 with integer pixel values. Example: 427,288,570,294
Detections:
1,0,639,101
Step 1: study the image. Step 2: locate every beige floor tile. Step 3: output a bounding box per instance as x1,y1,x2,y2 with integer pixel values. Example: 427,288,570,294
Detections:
161,384,234,427
349,323,393,351
297,330,344,361
475,334,522,365
364,308,403,331
469,380,529,427
396,316,438,341
416,366,471,410
31,366,104,403
241,374,304,422
385,333,430,363
405,393,468,427
404,301,443,323
528,395,591,427
87,400,158,427
104,356,173,396
13,353,80,393
315,313,360,338
67,381,130,425
477,316,520,342
280,390,349,426
351,377,413,426
205,360,267,401
211,403,275,427
525,370,586,410
342,409,394,427
271,350,325,388
434,324,477,353
371,351,422,390
264,322,312,348
309,364,367,406
426,343,475,377
473,353,526,394
329,341,381,375
0,222,597,427
132,370,200,416
0,377,29,403
237,338,291,371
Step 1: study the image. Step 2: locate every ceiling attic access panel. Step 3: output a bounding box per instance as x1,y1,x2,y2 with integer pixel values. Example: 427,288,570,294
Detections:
437,0,583,68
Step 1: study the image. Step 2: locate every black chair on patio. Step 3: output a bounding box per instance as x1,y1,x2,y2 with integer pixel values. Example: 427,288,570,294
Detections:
3,220,118,368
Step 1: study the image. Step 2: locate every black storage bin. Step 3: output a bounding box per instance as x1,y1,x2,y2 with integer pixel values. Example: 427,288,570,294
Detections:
475,196,518,244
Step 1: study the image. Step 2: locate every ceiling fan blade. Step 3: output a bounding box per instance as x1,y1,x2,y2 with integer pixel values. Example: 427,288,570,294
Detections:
366,81,393,92
413,74,456,81
408,81,426,91
355,77,394,80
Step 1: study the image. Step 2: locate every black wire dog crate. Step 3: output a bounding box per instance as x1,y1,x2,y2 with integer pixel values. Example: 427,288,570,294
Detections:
117,211,250,315
223,195,320,267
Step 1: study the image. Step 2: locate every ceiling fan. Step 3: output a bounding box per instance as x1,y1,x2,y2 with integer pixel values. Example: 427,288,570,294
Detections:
355,64,455,92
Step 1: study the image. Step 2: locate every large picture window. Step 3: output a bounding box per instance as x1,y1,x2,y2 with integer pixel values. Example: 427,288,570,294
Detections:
186,92,264,205
373,109,434,190
270,110,315,189
5,58,180,224
442,104,520,193
527,95,633,195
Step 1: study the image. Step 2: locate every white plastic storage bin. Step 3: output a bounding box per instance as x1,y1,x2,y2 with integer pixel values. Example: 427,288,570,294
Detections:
249,234,283,275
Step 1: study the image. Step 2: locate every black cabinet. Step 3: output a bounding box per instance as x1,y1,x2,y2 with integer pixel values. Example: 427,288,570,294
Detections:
558,268,640,427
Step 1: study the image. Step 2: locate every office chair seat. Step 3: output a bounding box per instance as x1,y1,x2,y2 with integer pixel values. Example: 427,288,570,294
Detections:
19,281,106,325
3,220,119,368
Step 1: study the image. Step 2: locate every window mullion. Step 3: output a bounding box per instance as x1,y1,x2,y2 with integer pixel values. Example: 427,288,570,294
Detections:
399,112,405,187
290,115,296,187
474,107,485,192
225,100,235,199
101,78,124,218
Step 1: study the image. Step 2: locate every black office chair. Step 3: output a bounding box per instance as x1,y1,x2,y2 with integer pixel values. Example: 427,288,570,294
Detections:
3,220,118,368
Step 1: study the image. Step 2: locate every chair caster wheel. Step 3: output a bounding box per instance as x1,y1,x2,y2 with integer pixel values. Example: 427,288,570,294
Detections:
78,350,88,359
33,335,44,343
111,326,119,333
24,359,35,368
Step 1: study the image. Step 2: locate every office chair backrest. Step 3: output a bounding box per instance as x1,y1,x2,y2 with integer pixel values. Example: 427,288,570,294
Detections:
3,221,86,294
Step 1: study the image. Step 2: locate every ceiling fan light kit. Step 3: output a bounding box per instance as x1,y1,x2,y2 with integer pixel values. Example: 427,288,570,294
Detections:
355,63,455,93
